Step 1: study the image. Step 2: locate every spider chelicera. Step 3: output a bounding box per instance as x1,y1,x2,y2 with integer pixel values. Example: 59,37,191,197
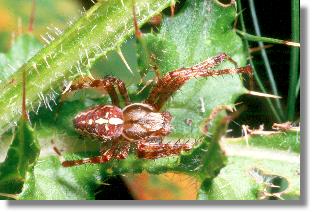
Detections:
59,4,252,167
60,53,252,167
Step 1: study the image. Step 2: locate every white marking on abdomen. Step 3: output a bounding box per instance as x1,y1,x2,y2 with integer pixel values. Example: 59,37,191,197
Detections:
105,124,109,131
108,117,124,125
95,118,109,124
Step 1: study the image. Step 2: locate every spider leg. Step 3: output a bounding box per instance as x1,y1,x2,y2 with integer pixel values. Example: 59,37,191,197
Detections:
62,139,130,167
145,54,252,111
62,149,114,167
133,2,161,84
170,0,176,17
61,76,130,106
200,105,234,135
132,2,142,39
137,137,192,159
115,141,131,160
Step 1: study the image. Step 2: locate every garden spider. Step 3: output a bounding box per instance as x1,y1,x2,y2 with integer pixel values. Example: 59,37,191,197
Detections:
60,53,252,167
59,3,252,167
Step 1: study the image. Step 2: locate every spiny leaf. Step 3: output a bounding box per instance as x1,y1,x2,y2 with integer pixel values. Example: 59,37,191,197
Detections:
0,118,40,200
0,70,40,200
227,131,300,153
18,156,102,200
198,131,300,200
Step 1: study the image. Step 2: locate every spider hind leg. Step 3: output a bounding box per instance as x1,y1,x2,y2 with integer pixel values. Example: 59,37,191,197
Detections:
137,138,192,159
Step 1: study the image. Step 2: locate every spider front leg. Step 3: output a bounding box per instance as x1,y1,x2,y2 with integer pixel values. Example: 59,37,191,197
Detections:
145,53,252,111
61,76,130,107
62,148,114,167
137,138,192,159
62,139,130,167
132,2,162,87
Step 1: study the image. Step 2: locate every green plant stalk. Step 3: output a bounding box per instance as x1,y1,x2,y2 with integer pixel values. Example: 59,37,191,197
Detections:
0,0,171,134
287,0,300,120
237,0,281,122
236,30,300,47
295,77,300,99
248,0,285,120
249,62,282,122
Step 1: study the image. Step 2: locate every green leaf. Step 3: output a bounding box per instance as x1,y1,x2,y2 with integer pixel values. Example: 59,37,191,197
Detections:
0,34,43,161
18,156,103,200
198,131,300,200
0,118,40,200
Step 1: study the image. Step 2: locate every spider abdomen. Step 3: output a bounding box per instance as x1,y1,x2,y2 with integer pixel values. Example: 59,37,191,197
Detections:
73,105,124,139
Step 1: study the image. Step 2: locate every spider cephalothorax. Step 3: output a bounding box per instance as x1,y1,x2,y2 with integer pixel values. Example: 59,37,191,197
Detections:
122,103,172,141
60,52,252,167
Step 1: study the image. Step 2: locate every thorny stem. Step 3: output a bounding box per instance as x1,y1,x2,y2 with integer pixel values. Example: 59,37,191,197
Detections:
248,0,285,120
236,0,282,122
287,0,300,120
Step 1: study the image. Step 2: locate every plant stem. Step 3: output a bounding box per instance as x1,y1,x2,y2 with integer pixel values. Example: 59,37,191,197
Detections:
236,30,300,47
287,0,300,120
295,78,300,99
248,0,285,120
248,63,282,122
236,0,282,122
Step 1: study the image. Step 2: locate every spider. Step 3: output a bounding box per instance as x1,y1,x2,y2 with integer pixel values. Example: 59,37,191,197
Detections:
59,4,252,167
60,53,252,167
